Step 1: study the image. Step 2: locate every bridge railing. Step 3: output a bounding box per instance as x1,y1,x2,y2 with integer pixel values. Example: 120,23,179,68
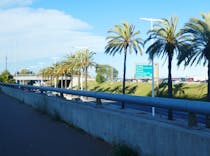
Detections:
0,82,210,128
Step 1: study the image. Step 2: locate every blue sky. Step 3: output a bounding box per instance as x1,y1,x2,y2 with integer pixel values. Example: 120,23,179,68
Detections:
0,0,209,79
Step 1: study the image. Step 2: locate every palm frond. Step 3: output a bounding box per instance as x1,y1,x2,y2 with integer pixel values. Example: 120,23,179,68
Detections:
105,21,143,56
178,12,210,67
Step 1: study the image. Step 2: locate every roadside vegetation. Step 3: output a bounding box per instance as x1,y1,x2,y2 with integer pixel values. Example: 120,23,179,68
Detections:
113,142,138,156
0,70,15,83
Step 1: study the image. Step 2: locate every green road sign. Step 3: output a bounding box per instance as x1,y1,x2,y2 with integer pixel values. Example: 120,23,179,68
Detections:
135,64,152,78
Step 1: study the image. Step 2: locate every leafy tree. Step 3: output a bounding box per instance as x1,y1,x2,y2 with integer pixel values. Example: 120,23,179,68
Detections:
105,22,143,109
96,64,118,81
144,16,190,120
96,73,106,83
0,70,15,83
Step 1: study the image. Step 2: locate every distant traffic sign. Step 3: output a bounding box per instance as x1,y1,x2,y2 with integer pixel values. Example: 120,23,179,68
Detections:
135,64,152,78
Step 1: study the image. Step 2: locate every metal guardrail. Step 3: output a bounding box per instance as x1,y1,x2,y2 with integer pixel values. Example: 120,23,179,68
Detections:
0,82,210,128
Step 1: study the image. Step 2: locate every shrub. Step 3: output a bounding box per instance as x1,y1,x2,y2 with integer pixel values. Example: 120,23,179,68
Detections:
113,143,139,156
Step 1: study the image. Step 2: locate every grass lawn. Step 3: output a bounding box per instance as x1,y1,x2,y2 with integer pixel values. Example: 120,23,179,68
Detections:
87,81,207,101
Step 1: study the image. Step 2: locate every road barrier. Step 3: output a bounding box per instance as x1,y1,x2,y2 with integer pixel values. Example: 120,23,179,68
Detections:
0,82,210,127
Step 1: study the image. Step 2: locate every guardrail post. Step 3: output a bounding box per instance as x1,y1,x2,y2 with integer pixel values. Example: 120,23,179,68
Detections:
188,112,197,127
96,98,102,106
206,115,210,128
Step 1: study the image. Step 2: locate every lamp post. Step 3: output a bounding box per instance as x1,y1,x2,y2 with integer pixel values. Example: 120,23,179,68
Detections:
140,17,163,116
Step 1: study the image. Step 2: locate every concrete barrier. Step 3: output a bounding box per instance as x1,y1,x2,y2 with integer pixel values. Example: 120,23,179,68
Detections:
1,86,210,156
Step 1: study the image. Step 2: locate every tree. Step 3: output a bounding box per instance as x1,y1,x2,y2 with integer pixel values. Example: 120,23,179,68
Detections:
96,64,118,81
178,12,210,100
71,53,82,90
96,73,106,83
0,70,15,83
65,54,77,89
77,49,95,90
105,21,143,109
61,60,74,88
44,66,54,86
39,67,52,86
19,69,33,75
52,63,61,88
55,62,66,88
178,12,210,127
144,16,189,120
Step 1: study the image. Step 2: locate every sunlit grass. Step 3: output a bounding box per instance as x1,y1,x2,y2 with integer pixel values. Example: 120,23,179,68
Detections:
87,81,207,101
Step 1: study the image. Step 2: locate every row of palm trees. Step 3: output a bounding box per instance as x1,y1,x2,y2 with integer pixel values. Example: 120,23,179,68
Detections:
40,49,95,90
105,13,210,117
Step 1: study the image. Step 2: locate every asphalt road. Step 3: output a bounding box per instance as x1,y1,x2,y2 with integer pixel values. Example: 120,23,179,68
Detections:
0,92,113,156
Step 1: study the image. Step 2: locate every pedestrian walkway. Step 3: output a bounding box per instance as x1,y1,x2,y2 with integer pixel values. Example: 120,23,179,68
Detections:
0,92,113,156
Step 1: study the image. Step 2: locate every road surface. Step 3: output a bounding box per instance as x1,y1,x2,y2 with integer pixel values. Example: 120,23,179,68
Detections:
0,92,113,156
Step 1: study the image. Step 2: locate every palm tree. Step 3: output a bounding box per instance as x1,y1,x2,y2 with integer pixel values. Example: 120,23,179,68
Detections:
71,53,82,90
43,66,54,86
64,53,83,90
54,60,73,88
65,54,77,89
79,49,95,90
105,22,143,109
56,62,68,88
178,13,210,127
52,63,61,88
178,12,210,100
144,16,189,120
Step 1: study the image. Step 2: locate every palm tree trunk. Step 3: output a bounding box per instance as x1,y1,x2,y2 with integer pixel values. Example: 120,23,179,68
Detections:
168,53,173,97
64,74,67,88
50,76,53,86
208,60,210,101
78,72,81,90
168,52,173,120
122,49,127,109
85,67,88,90
81,69,83,90
61,75,63,88
84,67,88,100
71,76,73,89
54,77,57,88
206,60,210,128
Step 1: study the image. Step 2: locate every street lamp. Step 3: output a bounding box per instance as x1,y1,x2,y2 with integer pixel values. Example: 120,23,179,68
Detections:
140,17,163,116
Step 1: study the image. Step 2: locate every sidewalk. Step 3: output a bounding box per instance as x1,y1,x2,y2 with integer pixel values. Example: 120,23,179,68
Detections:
0,92,113,156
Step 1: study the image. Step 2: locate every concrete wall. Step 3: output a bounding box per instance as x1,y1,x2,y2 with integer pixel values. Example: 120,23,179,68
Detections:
1,86,210,156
